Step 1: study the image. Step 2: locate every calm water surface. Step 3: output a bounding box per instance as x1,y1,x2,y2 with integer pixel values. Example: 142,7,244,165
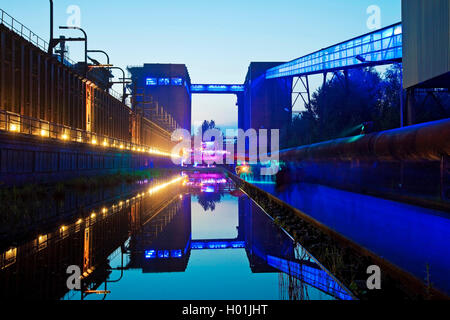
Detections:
0,171,351,300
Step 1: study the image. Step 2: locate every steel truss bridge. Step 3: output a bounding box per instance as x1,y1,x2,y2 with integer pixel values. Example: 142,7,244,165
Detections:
192,23,403,113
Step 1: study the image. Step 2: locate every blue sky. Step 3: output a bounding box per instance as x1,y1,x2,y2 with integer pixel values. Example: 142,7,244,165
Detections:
1,0,401,131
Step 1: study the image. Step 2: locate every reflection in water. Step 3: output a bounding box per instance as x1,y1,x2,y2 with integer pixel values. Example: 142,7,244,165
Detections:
187,172,234,212
0,171,352,300
252,181,450,296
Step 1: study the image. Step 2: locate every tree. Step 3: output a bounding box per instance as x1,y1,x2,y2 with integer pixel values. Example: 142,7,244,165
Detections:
197,120,220,138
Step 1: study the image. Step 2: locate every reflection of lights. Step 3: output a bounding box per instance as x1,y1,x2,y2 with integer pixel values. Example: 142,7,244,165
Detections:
202,186,215,193
148,176,184,195
145,250,157,259
171,250,182,258
191,241,245,250
145,249,183,259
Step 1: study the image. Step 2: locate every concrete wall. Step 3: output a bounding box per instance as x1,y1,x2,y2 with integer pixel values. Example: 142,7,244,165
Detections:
0,131,175,186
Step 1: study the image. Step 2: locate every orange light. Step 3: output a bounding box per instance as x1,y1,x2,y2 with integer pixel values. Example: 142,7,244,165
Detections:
9,124,19,132
92,139,97,145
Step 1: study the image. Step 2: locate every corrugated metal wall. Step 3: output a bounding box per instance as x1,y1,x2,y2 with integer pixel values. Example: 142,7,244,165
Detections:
402,0,450,88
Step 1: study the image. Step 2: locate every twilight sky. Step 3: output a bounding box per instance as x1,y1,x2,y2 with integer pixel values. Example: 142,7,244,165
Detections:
2,0,401,131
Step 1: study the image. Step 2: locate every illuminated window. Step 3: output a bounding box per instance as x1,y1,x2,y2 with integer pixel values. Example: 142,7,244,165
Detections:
171,78,183,86
146,78,157,86
158,78,170,85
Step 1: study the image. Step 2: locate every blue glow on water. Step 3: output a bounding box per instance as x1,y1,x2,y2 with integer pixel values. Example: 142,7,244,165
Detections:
254,182,450,295
76,189,342,301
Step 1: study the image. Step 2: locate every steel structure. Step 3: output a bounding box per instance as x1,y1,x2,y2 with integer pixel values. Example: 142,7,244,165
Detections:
0,9,175,155
266,23,402,79
191,84,244,94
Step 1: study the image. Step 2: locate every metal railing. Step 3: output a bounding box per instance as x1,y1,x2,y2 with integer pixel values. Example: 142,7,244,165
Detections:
0,8,49,52
0,110,174,158
266,23,402,79
0,8,131,108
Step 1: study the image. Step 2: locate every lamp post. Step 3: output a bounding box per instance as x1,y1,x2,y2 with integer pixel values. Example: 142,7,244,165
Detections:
109,67,128,104
87,50,110,66
89,65,129,104
59,26,88,77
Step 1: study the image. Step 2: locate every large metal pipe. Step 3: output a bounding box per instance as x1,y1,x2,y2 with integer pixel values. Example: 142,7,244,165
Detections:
281,118,450,163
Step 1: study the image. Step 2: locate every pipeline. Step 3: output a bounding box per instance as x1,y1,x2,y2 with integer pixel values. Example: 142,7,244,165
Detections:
281,118,450,163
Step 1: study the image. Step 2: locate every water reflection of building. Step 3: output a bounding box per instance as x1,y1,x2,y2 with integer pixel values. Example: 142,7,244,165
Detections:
0,172,353,300
124,176,352,300
0,176,184,300
127,195,192,273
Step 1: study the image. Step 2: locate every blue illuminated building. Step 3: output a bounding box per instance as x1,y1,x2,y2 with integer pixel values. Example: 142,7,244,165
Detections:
128,64,192,132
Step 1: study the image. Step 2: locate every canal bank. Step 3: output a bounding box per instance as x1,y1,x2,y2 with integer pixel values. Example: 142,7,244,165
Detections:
225,170,449,299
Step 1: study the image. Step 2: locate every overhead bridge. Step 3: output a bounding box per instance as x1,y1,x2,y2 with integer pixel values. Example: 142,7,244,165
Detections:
191,84,244,94
266,22,402,79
